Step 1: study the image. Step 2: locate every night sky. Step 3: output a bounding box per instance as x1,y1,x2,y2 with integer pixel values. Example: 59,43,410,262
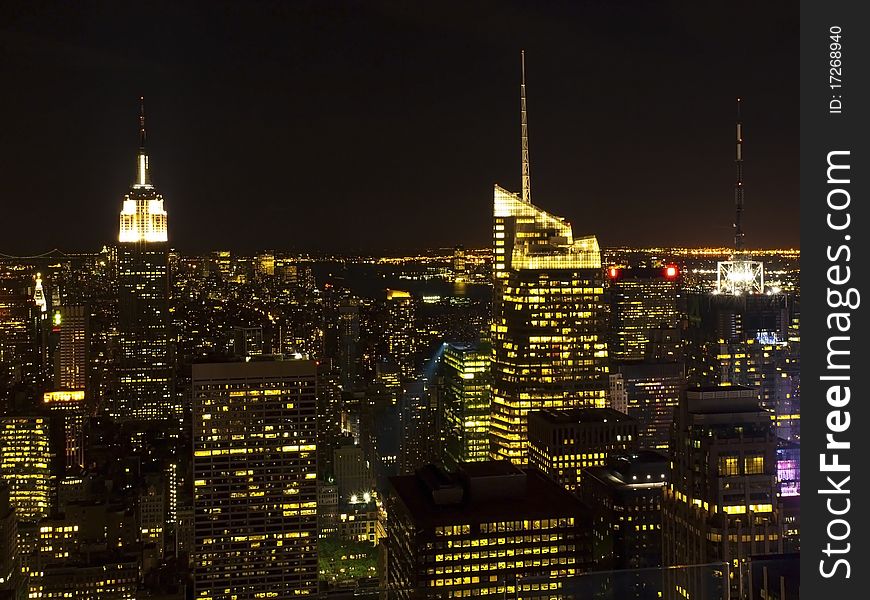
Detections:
0,1,798,254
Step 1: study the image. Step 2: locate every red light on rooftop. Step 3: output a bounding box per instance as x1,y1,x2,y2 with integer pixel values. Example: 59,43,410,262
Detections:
608,267,620,279
664,265,679,279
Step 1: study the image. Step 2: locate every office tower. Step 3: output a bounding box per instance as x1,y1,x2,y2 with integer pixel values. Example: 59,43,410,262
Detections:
0,482,27,599
716,335,800,441
716,98,764,295
192,358,318,598
609,361,685,451
683,292,785,381
42,390,86,470
115,98,173,422
607,265,681,360
646,326,684,363
777,440,800,553
316,359,344,478
30,497,139,597
333,444,374,504
439,342,491,468
375,358,402,402
684,292,799,440
317,482,341,538
256,253,275,276
36,558,138,599
0,269,39,390
385,289,416,378
452,246,467,282
491,55,607,465
527,408,638,493
581,451,668,571
55,305,89,392
210,251,232,280
232,326,264,358
687,293,792,346
662,386,783,600
398,378,438,474
338,298,361,389
0,415,56,522
385,461,591,598
139,475,166,558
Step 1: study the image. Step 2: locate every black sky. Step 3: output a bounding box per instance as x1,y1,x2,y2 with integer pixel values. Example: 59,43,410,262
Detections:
0,1,798,254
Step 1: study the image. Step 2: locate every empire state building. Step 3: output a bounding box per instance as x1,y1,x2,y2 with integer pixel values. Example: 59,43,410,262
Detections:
113,98,174,422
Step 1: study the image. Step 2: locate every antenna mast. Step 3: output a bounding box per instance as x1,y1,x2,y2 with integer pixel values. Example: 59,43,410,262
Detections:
521,51,531,204
734,98,744,252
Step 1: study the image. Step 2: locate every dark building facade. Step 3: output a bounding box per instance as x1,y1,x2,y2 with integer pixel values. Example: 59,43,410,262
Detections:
527,408,638,493
385,461,592,599
606,265,681,361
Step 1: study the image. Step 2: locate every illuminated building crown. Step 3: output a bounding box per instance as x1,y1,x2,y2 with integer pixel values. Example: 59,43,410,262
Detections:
118,97,168,243
493,52,600,275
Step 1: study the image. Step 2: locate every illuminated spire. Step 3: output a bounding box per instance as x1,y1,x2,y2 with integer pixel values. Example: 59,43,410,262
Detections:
734,97,744,252
521,50,531,204
136,96,152,188
34,273,47,314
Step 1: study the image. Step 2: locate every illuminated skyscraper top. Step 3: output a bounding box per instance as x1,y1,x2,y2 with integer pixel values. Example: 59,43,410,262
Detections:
492,55,599,278
119,97,168,243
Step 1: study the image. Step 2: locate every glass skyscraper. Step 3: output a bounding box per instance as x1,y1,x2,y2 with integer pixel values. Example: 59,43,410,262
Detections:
490,186,608,464
439,341,491,468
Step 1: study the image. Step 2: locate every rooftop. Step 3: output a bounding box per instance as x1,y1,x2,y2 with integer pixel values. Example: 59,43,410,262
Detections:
531,407,635,425
389,461,585,527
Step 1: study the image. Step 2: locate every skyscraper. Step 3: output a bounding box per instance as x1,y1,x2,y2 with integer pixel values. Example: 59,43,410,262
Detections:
662,386,782,600
0,482,27,599
581,450,668,571
385,461,592,598
490,53,607,464
527,408,638,492
609,361,685,451
192,358,319,598
385,289,416,379
338,298,361,389
606,265,681,361
0,268,39,391
439,342,491,468
55,305,89,393
42,390,86,471
0,415,55,522
114,98,173,422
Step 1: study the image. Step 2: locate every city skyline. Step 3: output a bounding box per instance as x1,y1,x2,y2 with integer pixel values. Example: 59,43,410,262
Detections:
0,2,798,254
0,4,801,598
